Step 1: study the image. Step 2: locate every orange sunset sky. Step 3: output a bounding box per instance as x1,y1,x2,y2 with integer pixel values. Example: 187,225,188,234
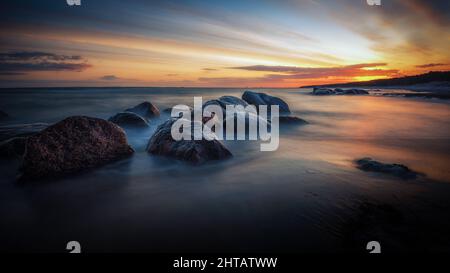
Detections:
0,0,449,88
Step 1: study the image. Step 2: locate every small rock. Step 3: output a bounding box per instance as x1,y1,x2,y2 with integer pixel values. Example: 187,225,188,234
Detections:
242,91,291,114
355,158,420,179
125,101,160,119
312,88,334,95
108,112,149,128
345,89,369,95
311,88,369,95
147,118,232,165
20,116,134,180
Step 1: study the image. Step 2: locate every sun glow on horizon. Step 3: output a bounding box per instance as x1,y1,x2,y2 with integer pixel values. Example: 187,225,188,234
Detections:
0,0,449,88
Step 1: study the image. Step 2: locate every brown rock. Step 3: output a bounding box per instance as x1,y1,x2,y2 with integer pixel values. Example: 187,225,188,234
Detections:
125,101,160,119
20,116,134,180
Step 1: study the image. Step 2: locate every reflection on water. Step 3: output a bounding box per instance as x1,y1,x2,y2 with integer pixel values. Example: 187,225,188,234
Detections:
0,88,449,252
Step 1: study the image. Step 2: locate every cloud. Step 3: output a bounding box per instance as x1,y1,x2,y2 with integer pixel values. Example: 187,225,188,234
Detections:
0,51,91,74
0,51,83,61
198,63,400,87
0,72,26,76
415,63,447,68
229,63,398,78
100,75,119,80
202,68,218,71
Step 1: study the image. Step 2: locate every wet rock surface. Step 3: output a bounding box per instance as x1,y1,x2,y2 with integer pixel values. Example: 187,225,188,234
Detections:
203,96,249,112
125,101,160,119
108,112,149,128
312,87,369,95
242,91,291,114
20,116,134,180
355,157,421,179
147,118,232,165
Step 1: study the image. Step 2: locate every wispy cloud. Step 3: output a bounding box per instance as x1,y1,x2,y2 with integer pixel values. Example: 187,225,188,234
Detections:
229,63,398,78
415,63,448,69
0,51,91,74
199,63,400,87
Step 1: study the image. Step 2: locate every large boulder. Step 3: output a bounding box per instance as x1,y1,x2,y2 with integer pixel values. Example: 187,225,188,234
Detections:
20,116,134,180
0,123,49,141
108,112,149,128
203,96,251,123
147,118,232,165
242,91,291,115
0,137,27,158
125,101,160,120
355,158,420,179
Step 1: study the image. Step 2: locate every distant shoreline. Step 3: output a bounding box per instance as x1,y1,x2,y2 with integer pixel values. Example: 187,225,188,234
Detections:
301,71,450,91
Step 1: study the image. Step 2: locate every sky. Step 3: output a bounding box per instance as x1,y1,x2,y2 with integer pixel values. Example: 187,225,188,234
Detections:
0,0,449,88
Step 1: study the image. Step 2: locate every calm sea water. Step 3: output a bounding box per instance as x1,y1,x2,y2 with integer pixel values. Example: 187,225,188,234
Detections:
0,87,449,252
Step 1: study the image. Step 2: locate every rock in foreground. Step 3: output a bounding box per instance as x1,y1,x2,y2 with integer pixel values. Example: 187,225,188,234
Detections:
355,158,420,179
108,112,149,128
147,119,232,165
125,101,160,119
242,91,291,114
20,116,134,180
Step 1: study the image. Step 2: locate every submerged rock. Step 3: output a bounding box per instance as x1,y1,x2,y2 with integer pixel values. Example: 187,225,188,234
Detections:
312,87,369,96
355,158,420,179
0,137,27,158
242,91,291,114
20,116,134,180
0,123,49,141
147,118,232,165
125,101,160,120
344,89,369,95
312,88,334,95
279,116,308,125
108,112,149,128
